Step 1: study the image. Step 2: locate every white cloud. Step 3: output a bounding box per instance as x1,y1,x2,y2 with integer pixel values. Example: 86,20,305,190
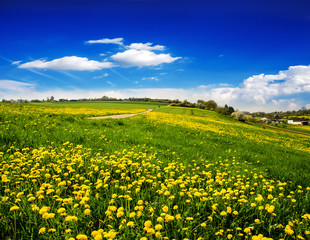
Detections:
0,80,35,96
106,81,116,87
209,65,310,106
305,104,310,109
18,56,115,71
12,61,21,65
86,38,124,45
127,42,165,51
111,49,181,67
93,73,109,79
142,77,159,81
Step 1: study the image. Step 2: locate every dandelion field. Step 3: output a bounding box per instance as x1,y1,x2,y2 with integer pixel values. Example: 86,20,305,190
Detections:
0,103,309,240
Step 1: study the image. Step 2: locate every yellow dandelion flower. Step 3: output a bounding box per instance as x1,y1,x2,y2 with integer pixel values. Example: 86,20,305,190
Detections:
84,209,91,215
129,212,136,218
10,205,19,211
144,220,152,228
38,227,46,234
76,234,88,240
155,224,163,230
201,222,207,227
162,205,168,212
127,221,134,227
285,225,294,235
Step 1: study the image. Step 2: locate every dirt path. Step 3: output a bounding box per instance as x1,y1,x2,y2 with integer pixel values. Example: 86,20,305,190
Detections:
88,108,154,119
257,123,310,136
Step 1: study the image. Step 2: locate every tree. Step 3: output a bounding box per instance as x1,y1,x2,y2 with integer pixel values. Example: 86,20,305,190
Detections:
231,111,247,121
196,100,205,109
204,100,217,110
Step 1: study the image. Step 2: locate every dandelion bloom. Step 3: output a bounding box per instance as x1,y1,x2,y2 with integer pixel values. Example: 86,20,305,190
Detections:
155,224,163,230
162,206,168,212
76,234,88,240
10,205,19,211
127,221,134,227
38,227,46,234
84,209,91,215
144,220,152,229
285,225,294,235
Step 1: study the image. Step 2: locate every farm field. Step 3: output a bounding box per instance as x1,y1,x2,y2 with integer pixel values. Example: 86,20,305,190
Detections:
27,101,169,117
0,102,309,240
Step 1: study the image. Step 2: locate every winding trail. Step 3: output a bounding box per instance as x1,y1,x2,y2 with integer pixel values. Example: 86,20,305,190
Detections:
257,123,310,136
88,108,154,119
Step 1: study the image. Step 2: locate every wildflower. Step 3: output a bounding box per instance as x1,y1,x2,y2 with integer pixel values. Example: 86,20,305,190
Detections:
76,234,88,240
48,228,56,233
57,208,66,213
146,228,155,235
127,221,134,227
84,209,91,215
108,206,117,211
10,205,19,211
284,225,294,235
220,211,227,216
201,222,207,227
144,220,152,229
227,207,232,214
252,234,264,240
155,224,163,230
162,205,168,212
129,212,136,218
38,227,46,234
104,230,117,239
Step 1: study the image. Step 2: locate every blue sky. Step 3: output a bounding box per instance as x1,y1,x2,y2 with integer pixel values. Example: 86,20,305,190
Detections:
1,0,310,112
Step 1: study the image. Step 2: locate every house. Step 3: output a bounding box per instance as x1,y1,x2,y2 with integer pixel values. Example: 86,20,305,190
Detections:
260,117,270,123
287,119,309,125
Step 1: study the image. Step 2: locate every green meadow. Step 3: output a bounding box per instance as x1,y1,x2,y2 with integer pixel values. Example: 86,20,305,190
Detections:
0,102,309,240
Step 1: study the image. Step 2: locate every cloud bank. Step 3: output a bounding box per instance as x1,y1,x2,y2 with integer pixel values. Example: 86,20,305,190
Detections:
18,56,115,71
209,65,310,107
2,64,310,112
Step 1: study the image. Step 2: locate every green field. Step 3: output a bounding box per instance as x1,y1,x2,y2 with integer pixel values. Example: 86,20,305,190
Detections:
0,102,309,240
30,101,169,109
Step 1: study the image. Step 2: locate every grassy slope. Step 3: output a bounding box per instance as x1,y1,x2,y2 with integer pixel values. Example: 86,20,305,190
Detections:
1,103,309,186
1,103,310,239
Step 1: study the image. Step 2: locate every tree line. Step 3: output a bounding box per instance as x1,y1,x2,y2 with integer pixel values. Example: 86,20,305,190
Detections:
171,99,235,116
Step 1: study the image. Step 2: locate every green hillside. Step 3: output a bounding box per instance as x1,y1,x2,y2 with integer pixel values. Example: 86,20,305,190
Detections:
0,103,309,240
